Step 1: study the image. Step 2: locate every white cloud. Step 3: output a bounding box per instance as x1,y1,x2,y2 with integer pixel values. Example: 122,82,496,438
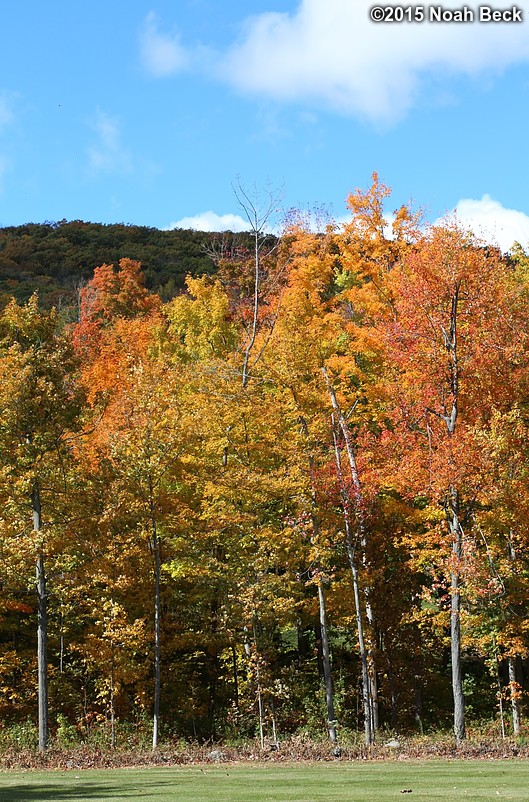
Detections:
170,199,529,247
87,110,132,174
167,211,250,232
216,0,529,123
140,12,189,77
446,195,529,252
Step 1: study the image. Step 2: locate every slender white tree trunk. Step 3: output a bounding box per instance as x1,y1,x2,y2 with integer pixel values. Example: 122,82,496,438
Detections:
445,283,466,745
252,623,265,749
150,495,161,751
508,657,521,736
324,370,375,744
495,651,506,740
507,534,521,736
330,413,373,744
317,583,337,743
110,638,116,749
448,488,465,746
33,480,49,752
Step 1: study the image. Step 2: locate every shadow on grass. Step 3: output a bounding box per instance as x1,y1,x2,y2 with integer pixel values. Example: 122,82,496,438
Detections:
0,779,175,801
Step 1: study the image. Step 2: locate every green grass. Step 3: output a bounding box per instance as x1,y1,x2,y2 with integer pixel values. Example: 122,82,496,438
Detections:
1,761,528,802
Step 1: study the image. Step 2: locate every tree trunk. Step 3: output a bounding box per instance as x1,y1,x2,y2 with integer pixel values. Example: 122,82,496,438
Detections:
298,412,338,744
33,480,49,753
252,623,265,749
444,285,465,745
330,414,373,744
242,224,260,389
413,683,424,735
150,497,161,751
506,535,521,736
317,583,337,743
448,488,465,745
508,656,521,736
385,650,399,731
110,638,116,749
232,644,240,711
495,651,506,740
324,371,375,744
366,614,379,734
350,554,373,745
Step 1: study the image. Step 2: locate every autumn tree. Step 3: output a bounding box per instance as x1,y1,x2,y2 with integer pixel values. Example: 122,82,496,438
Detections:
74,258,160,357
377,223,528,743
165,270,314,741
0,295,83,751
77,297,192,748
258,218,382,743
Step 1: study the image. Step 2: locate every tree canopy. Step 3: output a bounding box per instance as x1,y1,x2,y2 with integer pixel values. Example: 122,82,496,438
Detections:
2,179,529,751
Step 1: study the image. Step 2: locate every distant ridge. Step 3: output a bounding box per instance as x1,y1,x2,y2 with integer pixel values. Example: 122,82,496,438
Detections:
0,220,256,312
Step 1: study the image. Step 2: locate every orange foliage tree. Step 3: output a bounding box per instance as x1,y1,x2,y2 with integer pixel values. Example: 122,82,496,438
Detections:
375,223,529,742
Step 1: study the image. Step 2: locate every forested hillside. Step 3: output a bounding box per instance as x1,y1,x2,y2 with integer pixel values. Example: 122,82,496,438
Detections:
0,220,237,311
1,176,529,755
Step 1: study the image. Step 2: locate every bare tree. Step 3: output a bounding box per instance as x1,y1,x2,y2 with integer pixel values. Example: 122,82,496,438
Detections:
231,179,284,388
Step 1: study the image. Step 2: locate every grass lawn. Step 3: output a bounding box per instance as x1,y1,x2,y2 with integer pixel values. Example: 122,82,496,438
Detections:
0,760,528,802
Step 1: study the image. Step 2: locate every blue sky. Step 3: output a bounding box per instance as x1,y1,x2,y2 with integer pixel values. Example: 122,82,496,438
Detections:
1,0,529,250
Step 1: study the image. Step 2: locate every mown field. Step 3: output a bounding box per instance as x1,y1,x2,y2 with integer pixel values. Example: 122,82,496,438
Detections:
1,761,528,802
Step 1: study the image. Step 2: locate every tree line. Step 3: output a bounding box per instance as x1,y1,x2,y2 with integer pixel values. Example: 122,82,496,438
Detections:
0,219,243,309
1,175,529,752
